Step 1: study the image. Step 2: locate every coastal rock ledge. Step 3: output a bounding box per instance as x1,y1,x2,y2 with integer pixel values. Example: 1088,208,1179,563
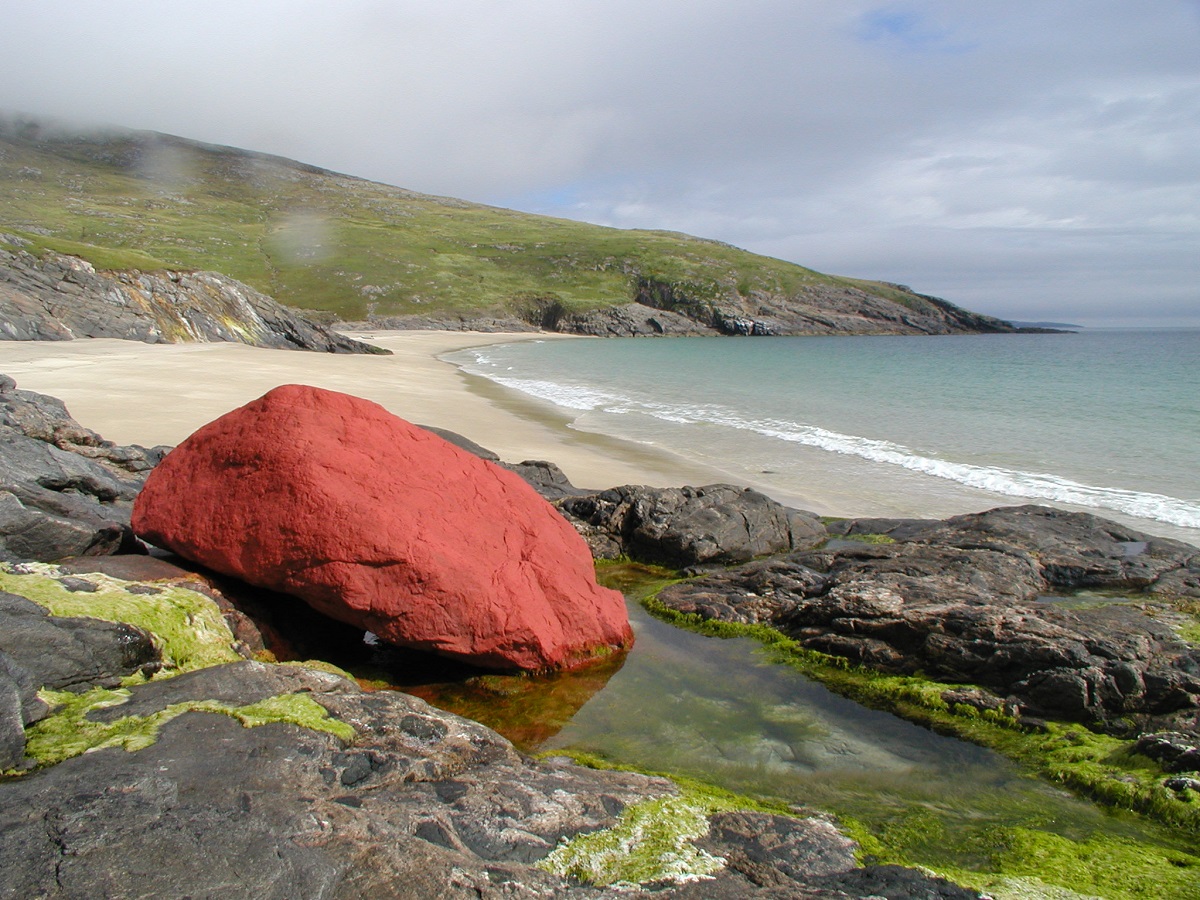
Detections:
131,384,633,671
0,242,386,354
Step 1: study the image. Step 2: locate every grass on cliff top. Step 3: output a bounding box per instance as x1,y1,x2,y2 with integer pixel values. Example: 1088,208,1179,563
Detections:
0,122,932,321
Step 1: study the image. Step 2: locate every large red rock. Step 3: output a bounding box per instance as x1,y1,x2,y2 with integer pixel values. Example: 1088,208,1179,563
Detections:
131,384,632,670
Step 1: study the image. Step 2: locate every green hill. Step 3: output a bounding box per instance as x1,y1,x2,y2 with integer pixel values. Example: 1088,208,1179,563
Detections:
0,117,1012,334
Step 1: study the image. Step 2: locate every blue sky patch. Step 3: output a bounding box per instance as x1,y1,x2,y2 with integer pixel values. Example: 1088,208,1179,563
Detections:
857,7,977,55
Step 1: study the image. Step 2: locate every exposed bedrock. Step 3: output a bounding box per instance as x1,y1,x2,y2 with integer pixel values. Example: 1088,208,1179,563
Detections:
0,245,386,353
0,375,166,562
0,624,979,900
657,506,1200,733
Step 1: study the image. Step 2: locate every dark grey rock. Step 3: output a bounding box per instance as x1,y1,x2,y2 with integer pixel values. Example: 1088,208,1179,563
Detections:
1164,776,1200,793
1136,732,1200,773
558,302,717,337
558,484,827,567
896,505,1199,592
505,459,584,500
825,517,939,539
0,651,30,769
811,865,982,899
697,811,857,883
0,590,160,700
0,658,963,898
0,247,388,354
0,378,162,561
656,505,1200,731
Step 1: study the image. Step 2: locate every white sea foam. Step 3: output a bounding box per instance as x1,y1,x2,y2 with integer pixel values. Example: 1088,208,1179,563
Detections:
629,401,1200,529
484,374,619,411
455,347,1200,531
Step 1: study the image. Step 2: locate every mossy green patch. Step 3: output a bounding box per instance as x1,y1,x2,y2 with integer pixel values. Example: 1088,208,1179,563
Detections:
1164,597,1200,646
831,533,897,545
0,564,241,674
538,788,737,887
294,659,355,681
24,685,354,768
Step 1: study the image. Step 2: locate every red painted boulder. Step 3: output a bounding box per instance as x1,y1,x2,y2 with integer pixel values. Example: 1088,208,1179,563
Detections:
131,384,632,670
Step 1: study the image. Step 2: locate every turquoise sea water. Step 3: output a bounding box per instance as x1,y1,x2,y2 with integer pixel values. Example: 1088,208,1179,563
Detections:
446,329,1200,544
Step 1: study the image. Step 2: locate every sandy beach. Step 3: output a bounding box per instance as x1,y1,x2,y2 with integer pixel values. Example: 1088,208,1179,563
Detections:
0,331,750,497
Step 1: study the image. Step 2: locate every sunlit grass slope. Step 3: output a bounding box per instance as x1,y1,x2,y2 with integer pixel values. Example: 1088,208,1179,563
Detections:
0,118,943,323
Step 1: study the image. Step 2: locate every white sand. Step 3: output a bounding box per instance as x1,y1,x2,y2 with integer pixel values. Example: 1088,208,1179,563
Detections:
0,331,748,494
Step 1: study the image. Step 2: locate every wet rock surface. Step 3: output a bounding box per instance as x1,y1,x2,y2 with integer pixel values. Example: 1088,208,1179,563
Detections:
0,653,975,899
657,506,1200,733
558,484,828,567
0,376,165,562
0,246,386,353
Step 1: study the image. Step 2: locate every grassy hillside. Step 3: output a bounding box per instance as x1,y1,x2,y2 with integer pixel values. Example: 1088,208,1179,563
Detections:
0,118,955,324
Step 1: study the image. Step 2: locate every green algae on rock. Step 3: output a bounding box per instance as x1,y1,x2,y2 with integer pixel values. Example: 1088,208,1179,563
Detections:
24,684,355,768
0,562,242,674
538,790,729,887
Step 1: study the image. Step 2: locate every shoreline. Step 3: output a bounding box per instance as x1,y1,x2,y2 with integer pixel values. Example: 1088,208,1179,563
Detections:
0,331,746,497
4,331,1197,543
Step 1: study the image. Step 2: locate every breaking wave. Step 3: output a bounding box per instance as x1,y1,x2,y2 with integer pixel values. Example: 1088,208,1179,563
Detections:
462,361,1200,531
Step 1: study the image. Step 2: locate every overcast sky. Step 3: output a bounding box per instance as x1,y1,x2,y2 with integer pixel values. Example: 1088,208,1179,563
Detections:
4,1,1199,326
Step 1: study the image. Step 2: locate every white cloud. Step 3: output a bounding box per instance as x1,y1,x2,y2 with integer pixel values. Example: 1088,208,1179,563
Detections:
1,0,1197,324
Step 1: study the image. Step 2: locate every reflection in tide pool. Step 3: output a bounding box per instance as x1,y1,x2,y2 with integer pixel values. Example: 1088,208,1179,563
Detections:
398,588,1196,878
544,600,997,779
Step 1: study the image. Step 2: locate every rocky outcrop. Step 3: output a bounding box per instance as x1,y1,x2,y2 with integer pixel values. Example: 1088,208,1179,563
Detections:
132,384,633,671
0,243,387,353
0,375,165,561
0,589,160,769
629,277,1022,338
1136,732,1200,774
345,283,1024,339
0,568,975,899
558,484,828,567
655,506,1200,733
553,302,717,337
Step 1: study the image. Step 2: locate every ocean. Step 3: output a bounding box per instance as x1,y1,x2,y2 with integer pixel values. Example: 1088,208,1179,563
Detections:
445,328,1200,546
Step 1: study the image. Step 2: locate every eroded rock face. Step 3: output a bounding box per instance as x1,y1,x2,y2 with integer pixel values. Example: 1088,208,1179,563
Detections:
0,246,387,353
0,375,166,562
132,385,633,671
658,506,1200,731
558,484,827,568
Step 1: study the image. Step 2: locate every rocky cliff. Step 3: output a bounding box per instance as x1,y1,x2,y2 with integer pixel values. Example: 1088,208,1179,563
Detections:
348,280,1022,338
0,240,385,353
